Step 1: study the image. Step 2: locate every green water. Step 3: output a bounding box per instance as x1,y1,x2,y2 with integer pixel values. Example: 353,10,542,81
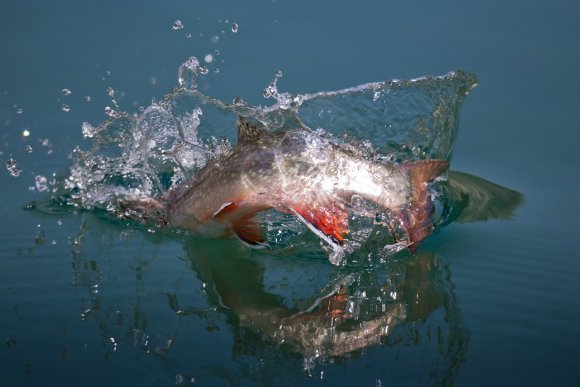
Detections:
1,1,579,386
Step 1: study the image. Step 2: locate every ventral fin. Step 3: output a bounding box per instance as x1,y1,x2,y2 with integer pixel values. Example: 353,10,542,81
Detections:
291,202,349,246
236,116,266,145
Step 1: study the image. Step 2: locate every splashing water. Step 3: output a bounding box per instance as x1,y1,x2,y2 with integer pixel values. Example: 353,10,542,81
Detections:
58,56,477,262
6,158,23,177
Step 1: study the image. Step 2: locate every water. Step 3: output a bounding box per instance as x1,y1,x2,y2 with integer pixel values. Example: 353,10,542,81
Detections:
1,1,579,386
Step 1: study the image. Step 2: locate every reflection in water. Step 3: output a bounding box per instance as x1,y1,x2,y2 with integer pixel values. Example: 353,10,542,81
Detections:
69,214,468,384
186,242,469,381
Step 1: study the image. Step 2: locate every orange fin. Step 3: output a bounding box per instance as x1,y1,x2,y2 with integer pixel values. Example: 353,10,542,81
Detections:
213,202,268,248
291,202,349,246
231,217,268,248
401,160,449,250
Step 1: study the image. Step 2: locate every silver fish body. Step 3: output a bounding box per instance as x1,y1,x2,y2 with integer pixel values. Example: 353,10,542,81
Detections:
156,119,448,251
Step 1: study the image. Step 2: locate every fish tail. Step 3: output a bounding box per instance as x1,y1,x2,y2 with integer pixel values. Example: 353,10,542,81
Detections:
400,160,449,251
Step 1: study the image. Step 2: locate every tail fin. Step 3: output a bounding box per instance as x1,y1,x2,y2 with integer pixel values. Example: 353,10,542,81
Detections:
400,160,449,251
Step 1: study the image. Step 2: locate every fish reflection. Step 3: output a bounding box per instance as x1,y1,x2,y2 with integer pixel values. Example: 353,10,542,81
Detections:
184,242,464,363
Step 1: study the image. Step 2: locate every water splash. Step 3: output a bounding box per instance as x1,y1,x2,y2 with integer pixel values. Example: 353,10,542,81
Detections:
6,158,22,177
56,56,477,261
172,20,184,30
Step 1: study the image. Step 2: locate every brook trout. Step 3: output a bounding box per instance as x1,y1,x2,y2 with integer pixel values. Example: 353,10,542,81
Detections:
126,118,448,255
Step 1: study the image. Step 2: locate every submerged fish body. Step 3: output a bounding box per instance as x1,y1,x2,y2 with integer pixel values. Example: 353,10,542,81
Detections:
142,118,448,256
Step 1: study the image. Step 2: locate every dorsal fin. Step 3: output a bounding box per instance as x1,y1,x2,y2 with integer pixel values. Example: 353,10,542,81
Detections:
236,116,265,144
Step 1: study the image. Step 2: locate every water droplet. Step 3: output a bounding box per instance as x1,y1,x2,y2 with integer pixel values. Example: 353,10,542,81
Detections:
22,129,30,137
80,308,92,319
62,104,71,113
5,338,16,348
104,106,116,117
35,175,48,192
231,23,239,33
6,158,22,177
204,54,213,63
178,56,202,89
34,228,45,245
25,145,33,153
172,20,184,30
61,88,72,96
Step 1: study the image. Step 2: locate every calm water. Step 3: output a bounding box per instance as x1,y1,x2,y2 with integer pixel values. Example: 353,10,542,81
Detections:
1,1,580,386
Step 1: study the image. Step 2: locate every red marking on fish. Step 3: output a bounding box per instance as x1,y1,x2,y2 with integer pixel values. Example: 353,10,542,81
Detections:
291,202,349,246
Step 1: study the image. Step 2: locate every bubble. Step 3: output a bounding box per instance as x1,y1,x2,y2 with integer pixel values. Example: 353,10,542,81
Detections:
185,32,192,38
210,35,219,44
6,158,22,177
204,54,213,63
213,68,220,74
199,66,209,75
22,129,30,137
106,87,115,97
16,108,23,114
275,70,283,78
25,145,33,153
231,23,239,33
62,104,71,112
61,88,72,96
172,20,184,30
84,96,91,102
57,219,63,226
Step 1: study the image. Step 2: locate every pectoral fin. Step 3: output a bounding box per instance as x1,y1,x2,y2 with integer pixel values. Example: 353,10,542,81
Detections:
291,202,349,246
213,201,269,248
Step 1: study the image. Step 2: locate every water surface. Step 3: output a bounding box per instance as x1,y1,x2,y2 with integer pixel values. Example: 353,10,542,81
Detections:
1,1,579,386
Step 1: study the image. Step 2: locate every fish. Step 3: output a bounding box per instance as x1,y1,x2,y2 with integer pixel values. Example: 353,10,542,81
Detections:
123,117,448,255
